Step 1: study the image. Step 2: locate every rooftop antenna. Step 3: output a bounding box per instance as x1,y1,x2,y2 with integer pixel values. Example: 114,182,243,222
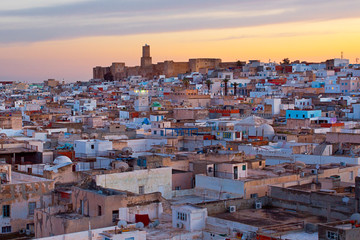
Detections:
356,58,359,64
341,51,344,59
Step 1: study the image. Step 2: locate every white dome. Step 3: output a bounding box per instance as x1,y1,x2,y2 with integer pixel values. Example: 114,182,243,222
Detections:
259,124,275,140
237,115,268,126
54,155,72,165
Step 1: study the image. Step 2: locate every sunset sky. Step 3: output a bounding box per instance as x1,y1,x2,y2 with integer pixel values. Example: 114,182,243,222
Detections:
1,0,360,82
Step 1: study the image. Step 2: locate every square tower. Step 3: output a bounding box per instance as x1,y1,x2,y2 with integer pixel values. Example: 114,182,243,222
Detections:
141,44,152,68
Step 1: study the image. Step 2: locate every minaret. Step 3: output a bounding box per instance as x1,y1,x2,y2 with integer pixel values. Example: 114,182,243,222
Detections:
141,44,152,68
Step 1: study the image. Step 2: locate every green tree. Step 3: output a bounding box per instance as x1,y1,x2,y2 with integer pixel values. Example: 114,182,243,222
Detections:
223,78,229,96
236,60,245,67
182,78,190,89
205,79,213,94
282,58,290,65
233,82,238,96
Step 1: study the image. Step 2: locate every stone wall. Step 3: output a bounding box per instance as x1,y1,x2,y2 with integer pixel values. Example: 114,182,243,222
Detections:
196,197,270,215
270,186,355,220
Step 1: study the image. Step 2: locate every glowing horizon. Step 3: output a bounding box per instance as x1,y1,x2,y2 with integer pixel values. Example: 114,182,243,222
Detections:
1,0,360,82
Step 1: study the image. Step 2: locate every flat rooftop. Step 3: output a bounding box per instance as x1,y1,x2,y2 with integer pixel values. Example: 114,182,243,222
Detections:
242,162,358,181
215,208,326,228
0,147,37,154
146,213,197,240
170,194,218,205
9,171,53,184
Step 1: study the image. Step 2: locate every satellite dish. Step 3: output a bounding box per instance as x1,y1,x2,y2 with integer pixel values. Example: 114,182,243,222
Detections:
117,220,127,228
81,133,89,139
0,133,7,139
342,197,350,204
316,164,320,170
135,222,144,229
122,147,132,152
273,167,286,175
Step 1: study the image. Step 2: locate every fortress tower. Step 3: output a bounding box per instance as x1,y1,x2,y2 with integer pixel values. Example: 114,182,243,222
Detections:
141,44,152,68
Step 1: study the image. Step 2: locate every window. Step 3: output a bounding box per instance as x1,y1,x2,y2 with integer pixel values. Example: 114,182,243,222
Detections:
327,231,338,240
26,223,34,231
242,165,246,171
79,200,84,215
139,186,145,194
2,226,11,233
112,210,119,222
350,171,354,181
98,205,102,216
175,186,181,190
177,212,187,221
28,202,36,215
223,132,231,139
91,144,94,149
3,205,10,217
259,161,262,166
250,193,258,198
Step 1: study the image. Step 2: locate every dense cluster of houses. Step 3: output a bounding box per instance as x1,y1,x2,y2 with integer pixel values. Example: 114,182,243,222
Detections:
1,50,360,239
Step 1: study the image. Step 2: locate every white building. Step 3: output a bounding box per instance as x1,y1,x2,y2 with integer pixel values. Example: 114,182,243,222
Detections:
171,204,207,232
235,116,275,141
216,162,248,179
316,70,335,78
119,110,130,120
264,98,281,115
74,139,113,158
149,114,164,122
151,121,171,137
95,167,172,199
74,99,97,112
38,225,146,240
295,98,312,110
346,104,360,119
134,90,149,112
0,164,53,235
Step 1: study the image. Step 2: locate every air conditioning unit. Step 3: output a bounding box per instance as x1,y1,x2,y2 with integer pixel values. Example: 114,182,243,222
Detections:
311,169,318,174
176,222,183,229
255,201,262,209
229,206,236,213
